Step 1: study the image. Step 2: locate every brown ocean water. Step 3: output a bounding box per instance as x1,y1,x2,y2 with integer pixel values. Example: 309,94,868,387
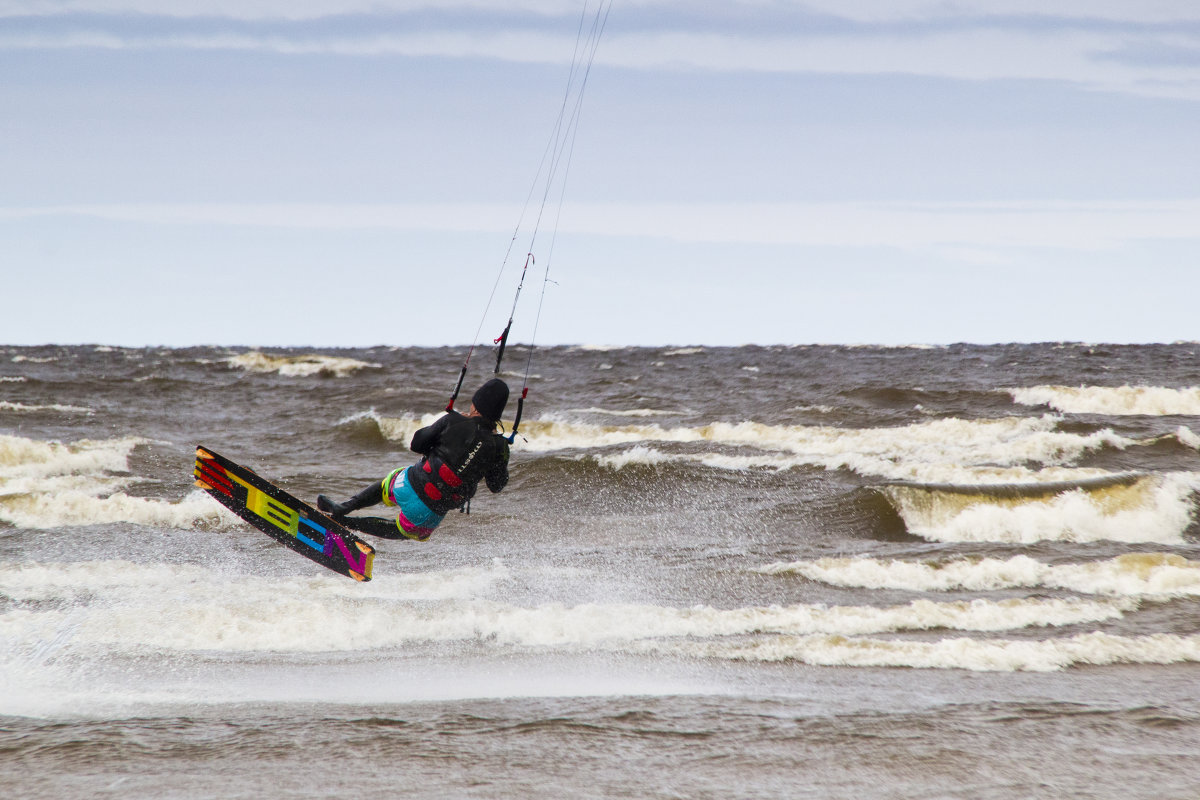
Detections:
3,342,1200,798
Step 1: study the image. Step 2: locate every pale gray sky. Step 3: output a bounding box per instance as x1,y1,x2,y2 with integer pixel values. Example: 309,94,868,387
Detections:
2,1,1199,346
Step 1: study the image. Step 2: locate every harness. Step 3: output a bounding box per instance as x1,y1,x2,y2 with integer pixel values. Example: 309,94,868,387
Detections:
409,415,503,515
417,457,468,507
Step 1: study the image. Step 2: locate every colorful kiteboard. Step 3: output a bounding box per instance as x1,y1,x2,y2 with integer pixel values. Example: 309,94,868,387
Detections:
194,446,375,581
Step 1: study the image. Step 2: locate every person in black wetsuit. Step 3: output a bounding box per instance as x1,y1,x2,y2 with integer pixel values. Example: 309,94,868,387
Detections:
317,378,511,541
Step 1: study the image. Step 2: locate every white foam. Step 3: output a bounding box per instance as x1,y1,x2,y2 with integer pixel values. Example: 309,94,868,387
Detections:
0,560,519,664
842,344,941,351
373,411,443,443
503,414,1127,487
0,434,144,479
690,416,1128,482
433,596,1131,650
567,407,679,417
880,473,1197,544
789,404,837,414
1011,385,1200,415
376,411,1135,488
591,445,677,470
226,351,380,377
0,434,236,530
0,376,26,382
1,473,136,497
375,414,707,453
758,552,1200,599
377,412,1193,545
0,400,93,414
0,488,238,530
0,554,1132,655
733,417,1094,475
0,555,1180,686
0,558,510,607
1176,425,1200,449
676,632,1200,672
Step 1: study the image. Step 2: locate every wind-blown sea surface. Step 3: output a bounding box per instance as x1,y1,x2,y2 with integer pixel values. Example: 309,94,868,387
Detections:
3,342,1200,798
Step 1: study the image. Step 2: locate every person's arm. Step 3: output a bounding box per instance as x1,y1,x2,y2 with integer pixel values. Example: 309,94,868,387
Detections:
410,413,452,455
484,437,510,493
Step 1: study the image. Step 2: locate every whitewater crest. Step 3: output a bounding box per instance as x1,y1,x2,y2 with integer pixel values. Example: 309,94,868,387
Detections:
0,434,142,480
878,473,1199,545
4,553,1194,673
367,411,443,443
1010,385,1200,415
0,434,237,530
369,410,1196,545
226,351,380,377
674,631,1200,672
0,400,93,414
567,407,680,418
453,412,1131,484
0,557,1135,657
758,552,1200,599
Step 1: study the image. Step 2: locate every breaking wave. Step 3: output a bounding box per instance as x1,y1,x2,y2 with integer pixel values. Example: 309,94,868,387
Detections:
757,552,1200,599
674,632,1200,672
4,555,1194,673
0,488,235,530
0,401,93,414
360,411,1200,544
0,558,1134,655
0,434,142,479
377,412,1132,484
877,473,1199,544
567,407,679,418
0,434,236,530
226,351,380,377
1011,385,1200,416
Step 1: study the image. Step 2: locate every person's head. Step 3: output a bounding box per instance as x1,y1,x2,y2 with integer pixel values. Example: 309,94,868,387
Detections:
470,378,510,424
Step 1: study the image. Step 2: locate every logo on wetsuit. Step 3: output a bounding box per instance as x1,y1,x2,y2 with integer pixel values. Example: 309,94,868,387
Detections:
459,439,484,471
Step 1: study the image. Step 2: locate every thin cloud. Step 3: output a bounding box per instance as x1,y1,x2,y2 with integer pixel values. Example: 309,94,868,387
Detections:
0,29,579,60
0,1,577,20
790,1,1200,25
4,1,1200,24
2,12,1198,101
7,200,1200,251
600,28,1200,99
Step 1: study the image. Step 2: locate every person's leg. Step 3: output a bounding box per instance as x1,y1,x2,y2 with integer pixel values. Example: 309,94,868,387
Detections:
339,515,409,540
317,481,383,517
323,468,442,541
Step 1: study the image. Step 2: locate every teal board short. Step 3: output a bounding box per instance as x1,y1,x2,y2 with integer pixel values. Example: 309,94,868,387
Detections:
383,466,445,541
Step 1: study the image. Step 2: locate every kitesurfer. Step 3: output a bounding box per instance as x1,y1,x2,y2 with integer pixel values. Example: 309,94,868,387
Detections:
317,378,511,541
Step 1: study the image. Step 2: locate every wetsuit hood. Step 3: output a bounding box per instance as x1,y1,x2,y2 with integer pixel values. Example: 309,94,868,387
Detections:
472,378,510,423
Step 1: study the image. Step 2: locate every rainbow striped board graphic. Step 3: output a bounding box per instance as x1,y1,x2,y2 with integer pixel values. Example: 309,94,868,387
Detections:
194,446,375,581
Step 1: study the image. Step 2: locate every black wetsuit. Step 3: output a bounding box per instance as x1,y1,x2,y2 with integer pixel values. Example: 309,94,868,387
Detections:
319,411,509,539
406,410,510,515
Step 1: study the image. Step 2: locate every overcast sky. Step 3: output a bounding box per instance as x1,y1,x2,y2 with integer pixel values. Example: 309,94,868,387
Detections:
2,1,1199,347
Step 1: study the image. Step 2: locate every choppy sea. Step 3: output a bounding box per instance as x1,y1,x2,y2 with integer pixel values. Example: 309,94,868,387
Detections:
3,342,1200,798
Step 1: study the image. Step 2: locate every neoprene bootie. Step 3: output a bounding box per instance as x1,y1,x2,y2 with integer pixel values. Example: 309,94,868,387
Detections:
317,483,381,517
